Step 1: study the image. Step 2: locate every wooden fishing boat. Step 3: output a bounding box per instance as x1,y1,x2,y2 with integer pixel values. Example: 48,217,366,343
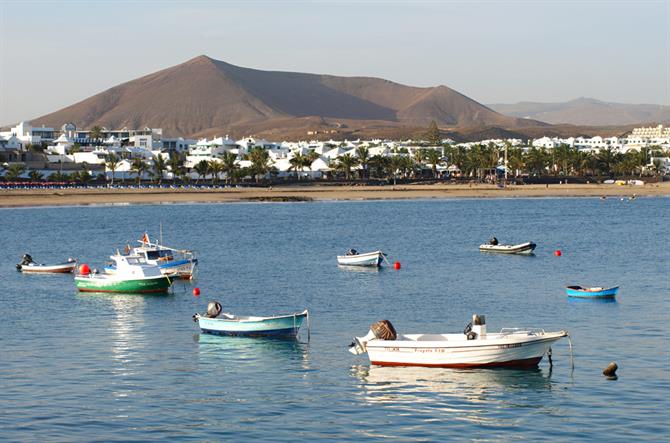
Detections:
337,249,385,267
565,285,619,298
75,255,172,294
16,254,77,273
193,302,309,337
479,241,536,255
349,315,568,368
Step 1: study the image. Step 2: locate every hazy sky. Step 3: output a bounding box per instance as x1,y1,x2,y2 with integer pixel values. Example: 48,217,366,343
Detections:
0,0,668,124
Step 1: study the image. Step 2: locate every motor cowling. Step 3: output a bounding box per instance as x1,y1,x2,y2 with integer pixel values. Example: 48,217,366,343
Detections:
206,301,222,318
371,320,397,341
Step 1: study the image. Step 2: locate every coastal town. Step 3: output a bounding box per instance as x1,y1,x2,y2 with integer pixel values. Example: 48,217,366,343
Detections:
1,120,669,186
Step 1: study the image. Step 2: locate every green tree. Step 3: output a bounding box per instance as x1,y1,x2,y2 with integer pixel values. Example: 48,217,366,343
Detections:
248,147,273,183
131,158,148,185
89,126,104,143
75,169,92,184
106,153,121,185
356,146,370,179
368,154,388,179
207,159,224,185
335,153,358,180
425,120,441,146
289,153,307,180
151,154,167,184
169,153,184,184
425,149,441,178
4,164,25,181
194,160,209,184
29,169,44,181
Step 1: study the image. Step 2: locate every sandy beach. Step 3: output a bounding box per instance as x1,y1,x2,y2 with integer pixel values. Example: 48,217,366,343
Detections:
0,182,667,207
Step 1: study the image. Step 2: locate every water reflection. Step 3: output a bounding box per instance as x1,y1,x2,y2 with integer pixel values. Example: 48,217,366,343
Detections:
338,265,383,273
567,296,617,304
352,365,554,424
197,334,310,370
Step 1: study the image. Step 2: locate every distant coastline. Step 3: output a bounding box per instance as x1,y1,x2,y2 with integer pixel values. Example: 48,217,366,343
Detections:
1,182,668,208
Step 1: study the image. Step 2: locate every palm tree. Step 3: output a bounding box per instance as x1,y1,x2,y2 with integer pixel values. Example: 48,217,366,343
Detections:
356,146,370,179
131,158,148,185
425,149,441,178
248,147,273,183
89,126,104,144
368,154,387,179
75,169,92,184
168,153,184,184
194,160,209,184
151,154,167,184
29,170,44,182
207,160,224,185
4,164,25,181
335,154,358,180
105,153,120,185
388,155,405,184
289,153,307,180
51,171,69,182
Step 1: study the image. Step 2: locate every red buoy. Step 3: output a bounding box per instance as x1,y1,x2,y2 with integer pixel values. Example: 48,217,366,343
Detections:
394,261,401,270
79,263,91,275
554,250,562,257
193,287,201,297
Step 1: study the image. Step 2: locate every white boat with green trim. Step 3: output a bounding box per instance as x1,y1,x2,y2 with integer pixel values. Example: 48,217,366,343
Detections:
75,254,172,294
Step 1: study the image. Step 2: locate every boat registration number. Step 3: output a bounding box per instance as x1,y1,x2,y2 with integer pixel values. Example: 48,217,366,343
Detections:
497,343,522,349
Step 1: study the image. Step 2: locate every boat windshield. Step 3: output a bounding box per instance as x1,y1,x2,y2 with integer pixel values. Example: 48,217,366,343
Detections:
125,257,142,265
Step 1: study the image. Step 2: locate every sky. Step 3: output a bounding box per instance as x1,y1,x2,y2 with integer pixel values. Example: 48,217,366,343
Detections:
0,0,668,124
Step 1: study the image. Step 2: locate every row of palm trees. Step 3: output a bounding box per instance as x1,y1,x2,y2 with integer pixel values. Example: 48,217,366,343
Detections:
3,144,668,185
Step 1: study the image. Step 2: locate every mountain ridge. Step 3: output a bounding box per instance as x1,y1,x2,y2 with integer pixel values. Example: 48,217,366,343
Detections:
31,55,543,138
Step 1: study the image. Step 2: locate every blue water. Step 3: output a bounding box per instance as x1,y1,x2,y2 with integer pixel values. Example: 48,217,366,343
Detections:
1,197,669,441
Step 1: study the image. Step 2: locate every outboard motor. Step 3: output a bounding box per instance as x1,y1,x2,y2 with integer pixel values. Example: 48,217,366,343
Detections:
206,301,222,318
349,319,397,355
16,254,34,270
465,314,486,340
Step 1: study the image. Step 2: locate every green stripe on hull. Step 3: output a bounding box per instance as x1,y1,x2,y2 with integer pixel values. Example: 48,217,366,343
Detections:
75,276,171,293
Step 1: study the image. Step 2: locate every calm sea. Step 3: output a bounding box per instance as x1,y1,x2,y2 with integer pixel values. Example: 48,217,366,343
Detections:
1,197,669,441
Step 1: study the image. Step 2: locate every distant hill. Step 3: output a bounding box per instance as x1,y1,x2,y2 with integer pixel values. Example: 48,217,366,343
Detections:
488,98,670,126
31,55,543,138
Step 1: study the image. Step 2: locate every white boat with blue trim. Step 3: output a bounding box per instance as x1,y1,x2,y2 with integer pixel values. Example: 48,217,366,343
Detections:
349,315,568,368
193,301,309,338
337,249,385,267
106,233,197,279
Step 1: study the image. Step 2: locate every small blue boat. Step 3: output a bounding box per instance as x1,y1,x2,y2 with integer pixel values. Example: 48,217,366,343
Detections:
565,285,619,298
193,302,309,338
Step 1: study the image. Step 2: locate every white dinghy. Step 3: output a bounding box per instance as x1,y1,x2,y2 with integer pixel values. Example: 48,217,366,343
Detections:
349,315,568,368
337,249,386,267
479,237,536,255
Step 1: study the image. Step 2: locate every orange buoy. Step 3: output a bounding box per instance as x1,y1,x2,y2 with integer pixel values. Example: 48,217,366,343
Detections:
554,250,562,257
193,287,201,297
79,263,91,275
394,261,401,270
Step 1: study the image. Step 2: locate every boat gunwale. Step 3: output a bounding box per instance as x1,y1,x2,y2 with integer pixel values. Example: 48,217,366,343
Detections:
198,310,308,323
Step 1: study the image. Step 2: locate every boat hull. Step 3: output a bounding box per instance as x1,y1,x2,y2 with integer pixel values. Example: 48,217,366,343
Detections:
106,259,196,279
365,333,565,368
75,275,171,293
479,242,536,255
566,286,618,298
198,312,307,337
18,263,77,273
337,251,384,267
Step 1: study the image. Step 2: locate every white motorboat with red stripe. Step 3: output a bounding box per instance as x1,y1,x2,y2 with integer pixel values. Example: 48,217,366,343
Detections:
349,315,568,368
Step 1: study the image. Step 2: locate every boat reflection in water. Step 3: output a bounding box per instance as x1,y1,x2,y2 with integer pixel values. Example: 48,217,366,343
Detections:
567,296,617,304
337,265,382,273
352,365,554,425
197,334,310,371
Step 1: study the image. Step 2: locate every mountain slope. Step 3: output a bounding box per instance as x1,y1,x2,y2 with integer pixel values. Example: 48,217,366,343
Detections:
32,55,539,137
489,97,670,126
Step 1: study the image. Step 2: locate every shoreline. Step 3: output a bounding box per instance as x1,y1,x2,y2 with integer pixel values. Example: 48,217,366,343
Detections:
0,182,668,208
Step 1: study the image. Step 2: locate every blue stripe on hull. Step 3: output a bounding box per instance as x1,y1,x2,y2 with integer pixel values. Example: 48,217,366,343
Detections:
201,327,299,337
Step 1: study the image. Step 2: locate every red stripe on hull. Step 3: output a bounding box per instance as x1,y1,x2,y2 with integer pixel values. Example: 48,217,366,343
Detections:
77,288,169,294
21,268,75,273
370,356,543,368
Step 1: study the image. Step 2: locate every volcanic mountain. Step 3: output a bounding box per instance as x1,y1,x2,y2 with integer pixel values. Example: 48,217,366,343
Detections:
32,55,542,138
489,97,670,126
